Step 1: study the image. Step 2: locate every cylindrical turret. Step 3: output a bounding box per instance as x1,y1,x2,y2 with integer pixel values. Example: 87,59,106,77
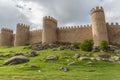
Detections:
0,28,13,46
14,23,30,46
91,6,109,47
42,16,57,44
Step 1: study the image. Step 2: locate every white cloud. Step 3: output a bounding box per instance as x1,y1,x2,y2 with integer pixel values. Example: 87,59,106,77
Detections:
16,1,48,29
0,0,120,31
103,0,120,23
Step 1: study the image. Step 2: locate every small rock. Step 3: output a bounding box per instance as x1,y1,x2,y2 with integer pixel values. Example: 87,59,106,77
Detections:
114,50,120,55
62,56,70,59
109,56,120,62
29,64,37,68
87,61,94,65
59,66,69,72
46,55,58,60
28,50,38,57
32,44,45,50
48,43,58,48
90,57,97,61
14,53,24,56
8,53,24,58
79,57,91,60
108,45,118,53
59,46,65,50
68,62,77,66
73,53,80,58
70,45,76,50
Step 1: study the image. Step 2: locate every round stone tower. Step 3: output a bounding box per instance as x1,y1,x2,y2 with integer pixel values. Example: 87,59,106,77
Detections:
91,6,109,47
42,16,57,44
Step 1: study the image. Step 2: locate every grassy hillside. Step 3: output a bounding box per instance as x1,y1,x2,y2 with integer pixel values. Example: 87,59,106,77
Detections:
0,46,120,80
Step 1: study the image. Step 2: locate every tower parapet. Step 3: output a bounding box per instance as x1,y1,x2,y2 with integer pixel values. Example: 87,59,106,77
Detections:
43,16,57,24
91,6,103,15
42,16,57,44
91,6,109,47
0,28,13,46
14,23,30,46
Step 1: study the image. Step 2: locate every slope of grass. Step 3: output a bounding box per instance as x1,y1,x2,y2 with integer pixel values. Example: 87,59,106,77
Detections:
0,46,120,80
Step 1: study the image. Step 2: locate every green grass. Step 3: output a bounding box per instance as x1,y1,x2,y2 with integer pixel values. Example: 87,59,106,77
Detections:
0,46,120,80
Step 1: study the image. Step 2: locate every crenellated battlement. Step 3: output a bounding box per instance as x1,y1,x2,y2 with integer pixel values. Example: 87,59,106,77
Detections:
17,23,30,30
1,28,13,33
58,24,92,30
91,6,103,15
43,16,57,23
106,22,119,26
30,29,42,33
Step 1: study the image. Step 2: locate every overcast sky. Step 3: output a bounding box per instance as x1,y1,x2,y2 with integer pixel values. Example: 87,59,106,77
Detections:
0,0,120,31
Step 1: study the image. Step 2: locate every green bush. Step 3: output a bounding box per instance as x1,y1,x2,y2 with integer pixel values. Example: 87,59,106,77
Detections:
72,42,80,49
80,39,93,51
23,45,32,50
100,40,108,51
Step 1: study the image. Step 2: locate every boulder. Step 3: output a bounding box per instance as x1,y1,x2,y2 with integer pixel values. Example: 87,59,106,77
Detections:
46,55,58,60
94,53,111,60
4,55,29,65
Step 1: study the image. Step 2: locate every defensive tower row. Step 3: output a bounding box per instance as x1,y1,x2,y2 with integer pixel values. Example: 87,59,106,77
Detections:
0,6,120,46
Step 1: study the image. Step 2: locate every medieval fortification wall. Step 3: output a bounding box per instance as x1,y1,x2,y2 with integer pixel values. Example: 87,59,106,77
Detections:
107,23,120,45
57,25,92,43
0,6,120,46
29,30,42,44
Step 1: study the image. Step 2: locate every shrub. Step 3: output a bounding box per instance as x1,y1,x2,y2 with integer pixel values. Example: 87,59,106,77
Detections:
80,39,93,51
72,42,80,49
23,45,32,50
100,40,108,51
